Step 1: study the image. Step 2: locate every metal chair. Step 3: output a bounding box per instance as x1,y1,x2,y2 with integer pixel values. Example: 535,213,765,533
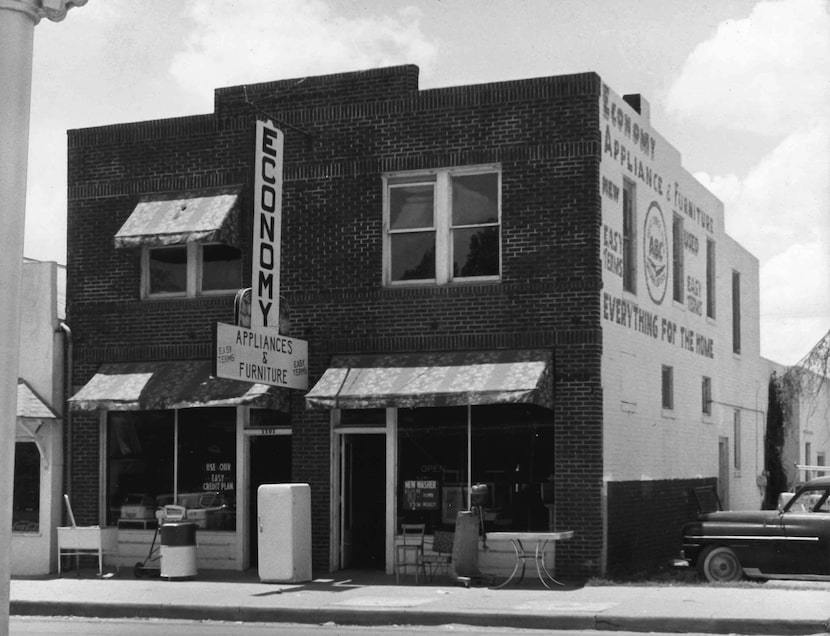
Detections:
422,529,454,581
395,523,426,583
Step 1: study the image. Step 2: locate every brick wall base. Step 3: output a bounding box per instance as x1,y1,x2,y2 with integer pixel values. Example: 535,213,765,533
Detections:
606,477,717,577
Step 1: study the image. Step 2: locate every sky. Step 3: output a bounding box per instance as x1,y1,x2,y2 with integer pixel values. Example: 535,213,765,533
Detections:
24,0,829,366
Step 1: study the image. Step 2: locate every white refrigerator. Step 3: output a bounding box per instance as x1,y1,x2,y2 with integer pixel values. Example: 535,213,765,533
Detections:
257,483,312,583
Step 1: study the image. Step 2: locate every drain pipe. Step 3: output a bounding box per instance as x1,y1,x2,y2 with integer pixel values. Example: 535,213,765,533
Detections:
57,322,72,509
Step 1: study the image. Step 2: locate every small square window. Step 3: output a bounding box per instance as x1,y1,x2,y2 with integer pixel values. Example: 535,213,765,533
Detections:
662,365,674,410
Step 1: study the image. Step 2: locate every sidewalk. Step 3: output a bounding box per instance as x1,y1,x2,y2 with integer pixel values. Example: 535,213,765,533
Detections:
10,568,830,635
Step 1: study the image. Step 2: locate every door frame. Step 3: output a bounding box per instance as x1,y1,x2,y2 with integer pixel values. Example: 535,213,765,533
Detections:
330,408,397,573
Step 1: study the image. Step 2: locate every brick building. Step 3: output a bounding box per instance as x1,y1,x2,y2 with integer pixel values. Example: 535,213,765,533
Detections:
65,65,766,578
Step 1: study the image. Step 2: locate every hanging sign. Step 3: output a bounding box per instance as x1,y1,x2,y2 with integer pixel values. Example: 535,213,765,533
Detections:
251,120,284,331
213,322,308,390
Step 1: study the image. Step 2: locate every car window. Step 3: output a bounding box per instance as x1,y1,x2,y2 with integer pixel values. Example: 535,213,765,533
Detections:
788,489,830,512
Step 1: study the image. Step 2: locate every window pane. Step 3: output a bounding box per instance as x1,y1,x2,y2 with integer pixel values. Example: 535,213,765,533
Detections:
13,442,40,532
149,246,187,294
453,226,499,277
106,411,174,526
390,184,434,230
177,408,237,531
391,232,436,281
202,244,242,292
451,173,499,225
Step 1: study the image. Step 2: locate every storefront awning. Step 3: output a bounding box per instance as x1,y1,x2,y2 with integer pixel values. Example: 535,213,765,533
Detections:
114,186,241,249
69,361,289,412
305,349,553,410
17,379,58,419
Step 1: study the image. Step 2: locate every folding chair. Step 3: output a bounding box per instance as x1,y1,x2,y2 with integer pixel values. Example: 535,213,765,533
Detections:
395,523,426,583
422,529,454,581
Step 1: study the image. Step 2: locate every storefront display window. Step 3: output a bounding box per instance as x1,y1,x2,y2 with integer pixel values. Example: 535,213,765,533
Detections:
397,404,554,533
106,407,237,529
12,442,40,532
107,411,174,525
177,408,236,530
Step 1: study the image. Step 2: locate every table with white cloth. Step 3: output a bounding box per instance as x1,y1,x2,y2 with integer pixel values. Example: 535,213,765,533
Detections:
487,530,574,588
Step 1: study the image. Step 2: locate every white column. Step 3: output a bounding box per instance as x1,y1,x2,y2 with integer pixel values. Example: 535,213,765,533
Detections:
0,1,85,631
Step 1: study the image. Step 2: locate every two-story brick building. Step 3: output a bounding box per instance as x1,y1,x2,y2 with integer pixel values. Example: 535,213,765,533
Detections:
65,65,766,578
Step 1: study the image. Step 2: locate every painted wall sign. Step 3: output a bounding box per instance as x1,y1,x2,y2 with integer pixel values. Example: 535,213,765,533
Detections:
251,120,284,331
602,291,714,358
643,201,668,305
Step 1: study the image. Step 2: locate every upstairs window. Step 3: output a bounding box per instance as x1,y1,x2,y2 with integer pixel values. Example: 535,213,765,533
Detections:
144,243,242,298
622,180,637,293
732,270,742,354
384,166,501,285
672,214,684,303
706,238,716,318
114,187,243,300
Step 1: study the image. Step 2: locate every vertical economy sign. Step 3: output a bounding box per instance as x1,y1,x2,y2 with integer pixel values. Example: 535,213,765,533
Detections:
252,120,284,331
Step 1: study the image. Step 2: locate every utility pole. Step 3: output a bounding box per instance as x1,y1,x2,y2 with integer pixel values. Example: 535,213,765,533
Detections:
0,1,86,632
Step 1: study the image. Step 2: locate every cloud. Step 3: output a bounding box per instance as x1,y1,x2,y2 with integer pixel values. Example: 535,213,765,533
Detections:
666,0,830,136
695,122,830,263
169,0,438,104
669,0,830,363
696,121,830,364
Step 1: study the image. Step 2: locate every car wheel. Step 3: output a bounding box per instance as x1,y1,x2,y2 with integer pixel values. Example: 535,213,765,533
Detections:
699,546,743,583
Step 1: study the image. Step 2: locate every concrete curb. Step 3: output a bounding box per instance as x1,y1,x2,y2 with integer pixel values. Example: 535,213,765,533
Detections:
11,599,830,635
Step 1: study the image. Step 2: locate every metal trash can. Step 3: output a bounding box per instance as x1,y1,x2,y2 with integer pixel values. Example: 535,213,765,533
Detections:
160,521,197,579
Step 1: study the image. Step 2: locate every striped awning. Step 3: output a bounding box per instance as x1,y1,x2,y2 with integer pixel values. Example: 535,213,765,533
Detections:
305,349,553,410
114,187,241,249
69,361,288,412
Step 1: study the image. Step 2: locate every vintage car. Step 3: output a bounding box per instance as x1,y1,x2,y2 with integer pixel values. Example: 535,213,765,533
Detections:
682,476,830,582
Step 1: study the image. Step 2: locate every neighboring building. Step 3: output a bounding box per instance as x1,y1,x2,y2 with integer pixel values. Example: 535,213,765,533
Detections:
13,259,65,575
65,65,768,578
766,331,830,493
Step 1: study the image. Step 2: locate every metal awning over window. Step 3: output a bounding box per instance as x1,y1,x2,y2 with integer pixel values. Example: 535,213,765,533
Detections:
17,379,58,419
69,361,288,412
305,349,553,410
114,186,241,249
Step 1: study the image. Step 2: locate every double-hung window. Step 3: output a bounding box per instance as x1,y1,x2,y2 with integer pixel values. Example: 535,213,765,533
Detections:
384,166,501,285
143,243,242,298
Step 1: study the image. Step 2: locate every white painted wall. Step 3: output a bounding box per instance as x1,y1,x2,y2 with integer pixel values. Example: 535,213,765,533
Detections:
599,82,767,511
12,260,64,575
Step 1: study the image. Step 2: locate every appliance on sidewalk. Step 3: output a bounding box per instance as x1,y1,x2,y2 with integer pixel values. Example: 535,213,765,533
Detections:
133,505,197,579
257,483,312,583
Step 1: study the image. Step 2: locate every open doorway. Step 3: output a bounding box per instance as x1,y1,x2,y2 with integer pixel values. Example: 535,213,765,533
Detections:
249,434,291,565
340,434,386,570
